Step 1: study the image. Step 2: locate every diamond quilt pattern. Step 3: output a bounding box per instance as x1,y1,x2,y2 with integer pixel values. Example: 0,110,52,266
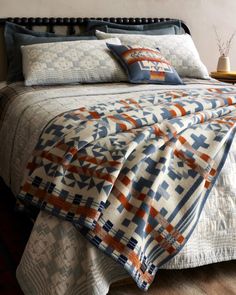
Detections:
22,38,127,86
97,31,209,79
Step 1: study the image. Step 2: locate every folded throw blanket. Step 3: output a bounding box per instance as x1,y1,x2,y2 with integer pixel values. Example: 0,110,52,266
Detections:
18,87,236,290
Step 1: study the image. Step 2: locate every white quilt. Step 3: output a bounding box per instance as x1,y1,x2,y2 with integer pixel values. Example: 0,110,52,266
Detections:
0,80,235,295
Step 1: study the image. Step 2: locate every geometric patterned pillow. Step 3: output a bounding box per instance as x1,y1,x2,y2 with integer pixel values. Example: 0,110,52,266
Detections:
21,38,127,86
107,43,183,85
97,31,210,79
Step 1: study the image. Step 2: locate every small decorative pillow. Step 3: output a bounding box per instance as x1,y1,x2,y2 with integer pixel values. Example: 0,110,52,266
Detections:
96,31,210,79
21,38,127,86
107,44,183,85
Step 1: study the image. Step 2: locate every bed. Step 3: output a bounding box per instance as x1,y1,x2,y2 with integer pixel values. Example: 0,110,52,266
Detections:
0,17,235,295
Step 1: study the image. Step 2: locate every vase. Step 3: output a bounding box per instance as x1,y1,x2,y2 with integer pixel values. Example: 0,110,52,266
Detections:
217,55,231,72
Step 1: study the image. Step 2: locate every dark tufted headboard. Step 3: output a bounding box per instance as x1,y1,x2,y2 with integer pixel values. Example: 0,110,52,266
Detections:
0,17,191,81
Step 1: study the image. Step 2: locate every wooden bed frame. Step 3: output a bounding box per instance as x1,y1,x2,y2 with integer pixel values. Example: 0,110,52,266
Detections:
0,17,190,81
0,17,191,34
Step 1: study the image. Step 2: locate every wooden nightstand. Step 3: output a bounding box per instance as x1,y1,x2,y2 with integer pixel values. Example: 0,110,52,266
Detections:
210,71,236,84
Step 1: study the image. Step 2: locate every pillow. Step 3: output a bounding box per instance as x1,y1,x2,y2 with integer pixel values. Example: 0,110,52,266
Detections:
86,20,143,31
13,33,97,83
5,22,55,82
107,44,183,85
4,22,97,83
86,19,185,34
21,38,127,86
97,25,178,35
96,31,209,79
142,20,185,33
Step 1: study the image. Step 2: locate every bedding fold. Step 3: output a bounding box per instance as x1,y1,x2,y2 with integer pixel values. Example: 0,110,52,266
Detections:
16,86,236,290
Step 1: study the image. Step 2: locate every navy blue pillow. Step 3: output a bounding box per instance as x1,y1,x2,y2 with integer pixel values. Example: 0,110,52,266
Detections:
5,22,97,83
142,20,184,33
100,25,177,35
5,22,55,82
86,20,185,35
107,43,183,85
86,20,143,31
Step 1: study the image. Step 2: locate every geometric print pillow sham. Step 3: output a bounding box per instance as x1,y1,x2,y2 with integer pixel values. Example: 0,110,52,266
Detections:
107,43,184,85
21,38,128,86
97,31,210,80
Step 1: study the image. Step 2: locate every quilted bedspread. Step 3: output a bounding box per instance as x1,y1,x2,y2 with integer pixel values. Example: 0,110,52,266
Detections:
18,87,236,290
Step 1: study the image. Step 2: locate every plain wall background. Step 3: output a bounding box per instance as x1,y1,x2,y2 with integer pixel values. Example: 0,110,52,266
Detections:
1,0,236,77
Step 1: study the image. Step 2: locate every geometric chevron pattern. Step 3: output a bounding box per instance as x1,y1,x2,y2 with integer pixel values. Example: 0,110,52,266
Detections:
18,87,236,290
107,44,183,84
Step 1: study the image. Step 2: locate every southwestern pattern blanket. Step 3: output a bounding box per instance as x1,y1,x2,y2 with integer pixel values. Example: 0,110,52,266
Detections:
18,87,236,290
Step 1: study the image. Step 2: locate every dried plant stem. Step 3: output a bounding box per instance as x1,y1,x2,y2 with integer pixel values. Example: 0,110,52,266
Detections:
214,26,236,57
225,31,236,56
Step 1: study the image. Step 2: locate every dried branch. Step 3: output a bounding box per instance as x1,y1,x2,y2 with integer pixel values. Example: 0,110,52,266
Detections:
225,31,236,56
214,26,236,56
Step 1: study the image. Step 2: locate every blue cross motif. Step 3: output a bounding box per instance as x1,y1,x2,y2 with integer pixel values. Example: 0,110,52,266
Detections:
191,134,209,150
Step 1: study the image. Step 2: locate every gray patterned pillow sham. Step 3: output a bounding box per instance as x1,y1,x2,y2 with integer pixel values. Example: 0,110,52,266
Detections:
21,38,127,86
96,31,209,79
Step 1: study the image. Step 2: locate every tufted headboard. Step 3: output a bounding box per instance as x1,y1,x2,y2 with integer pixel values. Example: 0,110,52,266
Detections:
0,17,191,81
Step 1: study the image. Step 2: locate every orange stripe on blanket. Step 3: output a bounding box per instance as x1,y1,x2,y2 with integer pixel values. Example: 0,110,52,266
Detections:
118,193,133,211
21,183,99,219
169,109,177,117
93,223,154,284
178,136,187,144
200,153,210,162
127,98,142,108
37,153,116,184
145,223,153,234
121,175,131,186
89,111,101,119
107,116,129,131
213,119,234,126
122,114,139,127
78,155,121,168
150,206,158,218
153,125,164,137
174,103,187,116
227,97,233,105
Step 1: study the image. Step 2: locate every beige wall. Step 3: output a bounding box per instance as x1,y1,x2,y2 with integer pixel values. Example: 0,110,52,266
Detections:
1,0,236,78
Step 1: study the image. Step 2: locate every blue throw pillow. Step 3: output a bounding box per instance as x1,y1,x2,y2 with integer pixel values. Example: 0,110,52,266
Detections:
107,43,184,85
5,22,97,83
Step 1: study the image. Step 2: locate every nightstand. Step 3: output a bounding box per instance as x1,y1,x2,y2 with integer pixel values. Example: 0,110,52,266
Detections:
210,71,236,84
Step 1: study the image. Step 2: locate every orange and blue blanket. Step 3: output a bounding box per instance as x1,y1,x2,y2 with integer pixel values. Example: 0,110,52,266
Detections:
18,87,236,290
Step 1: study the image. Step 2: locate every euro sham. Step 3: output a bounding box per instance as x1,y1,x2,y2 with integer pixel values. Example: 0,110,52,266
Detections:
5,22,56,83
97,25,177,35
4,22,97,83
86,19,185,34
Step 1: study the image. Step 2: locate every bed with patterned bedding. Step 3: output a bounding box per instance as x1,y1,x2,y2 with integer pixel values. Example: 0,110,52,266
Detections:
0,80,236,295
